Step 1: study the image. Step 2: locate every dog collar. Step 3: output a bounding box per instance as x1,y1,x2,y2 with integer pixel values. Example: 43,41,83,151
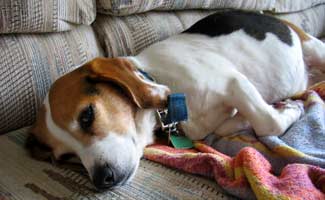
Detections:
138,69,192,148
156,93,188,132
137,68,188,124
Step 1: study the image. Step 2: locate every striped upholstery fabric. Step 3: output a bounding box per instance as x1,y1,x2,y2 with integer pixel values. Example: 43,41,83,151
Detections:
0,127,235,200
93,10,214,57
97,0,325,16
0,0,96,33
277,4,325,38
0,26,103,134
93,6,325,58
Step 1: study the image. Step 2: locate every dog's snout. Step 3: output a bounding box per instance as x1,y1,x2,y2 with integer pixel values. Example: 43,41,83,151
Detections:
92,163,116,190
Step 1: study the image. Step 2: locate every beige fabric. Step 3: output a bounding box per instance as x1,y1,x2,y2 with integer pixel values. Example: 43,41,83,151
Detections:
93,10,214,57
0,0,96,33
97,0,325,16
0,26,103,134
276,4,325,38
0,127,235,200
310,37,325,84
93,6,325,58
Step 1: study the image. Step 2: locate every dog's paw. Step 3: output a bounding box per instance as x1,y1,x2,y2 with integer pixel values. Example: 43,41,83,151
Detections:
255,99,304,137
273,99,304,115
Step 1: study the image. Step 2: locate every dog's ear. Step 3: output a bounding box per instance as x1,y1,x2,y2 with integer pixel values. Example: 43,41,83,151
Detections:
85,57,171,109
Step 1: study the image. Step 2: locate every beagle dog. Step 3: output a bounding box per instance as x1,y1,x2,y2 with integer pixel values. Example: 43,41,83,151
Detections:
28,11,325,190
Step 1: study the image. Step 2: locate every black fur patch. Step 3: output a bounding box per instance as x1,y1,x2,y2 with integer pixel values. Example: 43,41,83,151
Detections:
25,134,53,161
84,85,99,96
84,77,100,96
184,10,293,46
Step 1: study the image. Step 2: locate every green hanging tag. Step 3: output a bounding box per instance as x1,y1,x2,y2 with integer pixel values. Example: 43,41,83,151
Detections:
170,135,194,149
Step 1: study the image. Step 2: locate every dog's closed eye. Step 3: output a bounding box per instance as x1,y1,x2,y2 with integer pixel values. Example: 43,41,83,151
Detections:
79,104,95,132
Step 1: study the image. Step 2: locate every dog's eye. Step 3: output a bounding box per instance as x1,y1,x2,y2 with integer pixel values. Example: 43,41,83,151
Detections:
79,104,94,131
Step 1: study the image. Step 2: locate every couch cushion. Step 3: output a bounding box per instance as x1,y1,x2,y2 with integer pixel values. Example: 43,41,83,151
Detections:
0,26,103,134
93,10,214,57
277,3,325,38
0,0,96,33
93,6,325,58
97,0,325,16
0,127,235,200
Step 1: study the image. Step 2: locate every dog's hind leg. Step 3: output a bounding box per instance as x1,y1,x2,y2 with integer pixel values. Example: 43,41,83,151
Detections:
214,113,251,136
222,74,303,137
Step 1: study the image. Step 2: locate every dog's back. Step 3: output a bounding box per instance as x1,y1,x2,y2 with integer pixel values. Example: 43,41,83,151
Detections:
137,11,307,103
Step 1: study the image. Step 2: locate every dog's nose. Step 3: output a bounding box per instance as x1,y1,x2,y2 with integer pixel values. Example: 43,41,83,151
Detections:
92,164,116,190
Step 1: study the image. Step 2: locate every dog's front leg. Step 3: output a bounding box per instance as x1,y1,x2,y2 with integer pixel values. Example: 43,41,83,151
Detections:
220,74,303,137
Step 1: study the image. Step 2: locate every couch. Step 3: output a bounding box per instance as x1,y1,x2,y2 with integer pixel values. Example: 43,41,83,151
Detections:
1,1,325,199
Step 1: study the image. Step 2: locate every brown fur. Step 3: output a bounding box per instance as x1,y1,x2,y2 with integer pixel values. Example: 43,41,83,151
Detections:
86,57,170,109
48,64,137,144
281,19,311,42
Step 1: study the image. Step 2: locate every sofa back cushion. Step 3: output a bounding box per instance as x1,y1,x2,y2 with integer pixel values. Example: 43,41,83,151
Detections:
97,0,325,16
0,26,103,134
0,0,96,33
277,4,325,38
93,10,214,57
93,5,325,59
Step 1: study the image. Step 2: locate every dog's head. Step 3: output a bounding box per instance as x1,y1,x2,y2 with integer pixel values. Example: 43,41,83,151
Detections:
28,57,170,190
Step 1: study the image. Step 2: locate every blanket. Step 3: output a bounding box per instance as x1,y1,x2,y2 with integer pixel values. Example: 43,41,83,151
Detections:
144,82,325,200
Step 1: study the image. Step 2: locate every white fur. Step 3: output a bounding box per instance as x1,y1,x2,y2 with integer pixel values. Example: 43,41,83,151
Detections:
78,132,139,182
132,28,308,139
134,109,156,152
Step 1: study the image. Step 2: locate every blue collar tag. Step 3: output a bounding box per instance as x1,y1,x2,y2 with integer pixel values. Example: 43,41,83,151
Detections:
165,93,188,124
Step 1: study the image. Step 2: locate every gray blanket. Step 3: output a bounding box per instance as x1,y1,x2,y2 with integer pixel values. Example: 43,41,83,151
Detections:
206,90,325,174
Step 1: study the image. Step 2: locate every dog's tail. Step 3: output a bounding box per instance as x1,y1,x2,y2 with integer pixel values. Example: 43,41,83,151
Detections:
282,20,325,72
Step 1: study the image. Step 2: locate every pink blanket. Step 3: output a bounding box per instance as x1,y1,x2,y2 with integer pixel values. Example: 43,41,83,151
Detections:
145,143,324,200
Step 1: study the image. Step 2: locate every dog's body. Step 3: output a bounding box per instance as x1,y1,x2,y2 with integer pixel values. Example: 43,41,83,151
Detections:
132,13,307,140
29,11,325,190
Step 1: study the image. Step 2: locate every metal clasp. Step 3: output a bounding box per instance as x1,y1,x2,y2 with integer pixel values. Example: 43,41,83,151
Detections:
156,110,180,137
